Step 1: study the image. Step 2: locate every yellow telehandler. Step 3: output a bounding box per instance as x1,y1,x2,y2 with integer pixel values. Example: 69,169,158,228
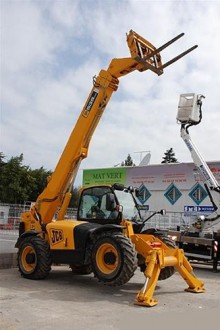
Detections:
15,30,204,307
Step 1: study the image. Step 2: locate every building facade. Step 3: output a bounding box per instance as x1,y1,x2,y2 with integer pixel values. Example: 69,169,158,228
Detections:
83,161,220,229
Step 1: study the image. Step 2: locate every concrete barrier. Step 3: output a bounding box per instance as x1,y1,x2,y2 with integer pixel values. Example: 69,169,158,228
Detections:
0,253,17,269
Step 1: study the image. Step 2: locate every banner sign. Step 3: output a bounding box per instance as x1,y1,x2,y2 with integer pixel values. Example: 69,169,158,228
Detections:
83,168,127,186
184,205,215,215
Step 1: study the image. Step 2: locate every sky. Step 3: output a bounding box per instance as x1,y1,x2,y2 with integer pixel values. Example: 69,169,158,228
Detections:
1,0,220,187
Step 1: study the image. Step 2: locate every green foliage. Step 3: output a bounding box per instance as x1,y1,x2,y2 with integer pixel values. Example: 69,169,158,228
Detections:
121,154,135,166
0,153,28,203
28,167,52,202
0,152,82,206
70,187,80,208
0,153,52,204
161,148,178,164
0,152,6,166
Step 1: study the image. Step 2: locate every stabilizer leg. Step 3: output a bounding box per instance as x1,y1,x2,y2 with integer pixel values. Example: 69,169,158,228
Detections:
134,250,160,307
131,235,205,307
175,252,205,293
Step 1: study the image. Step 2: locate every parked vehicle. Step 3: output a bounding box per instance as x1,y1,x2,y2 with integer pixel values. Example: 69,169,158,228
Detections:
15,31,204,307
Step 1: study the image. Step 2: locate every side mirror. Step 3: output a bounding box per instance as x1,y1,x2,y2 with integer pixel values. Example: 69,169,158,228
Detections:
106,193,116,211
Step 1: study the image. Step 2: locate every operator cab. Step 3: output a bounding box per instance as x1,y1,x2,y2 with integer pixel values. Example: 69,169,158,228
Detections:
77,186,121,224
77,184,141,225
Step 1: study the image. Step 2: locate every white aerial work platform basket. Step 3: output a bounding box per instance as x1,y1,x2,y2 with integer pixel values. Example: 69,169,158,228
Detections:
177,93,201,124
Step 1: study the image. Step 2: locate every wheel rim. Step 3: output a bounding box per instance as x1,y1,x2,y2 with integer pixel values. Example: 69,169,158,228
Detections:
21,245,37,273
95,243,119,274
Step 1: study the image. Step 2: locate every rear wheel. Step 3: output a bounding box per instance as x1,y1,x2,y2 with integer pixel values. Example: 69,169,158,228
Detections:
138,234,176,281
18,236,51,279
158,236,176,280
91,231,137,286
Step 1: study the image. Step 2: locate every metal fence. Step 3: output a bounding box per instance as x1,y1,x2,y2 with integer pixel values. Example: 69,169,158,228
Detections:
0,203,208,255
140,209,194,231
0,202,197,232
0,203,77,230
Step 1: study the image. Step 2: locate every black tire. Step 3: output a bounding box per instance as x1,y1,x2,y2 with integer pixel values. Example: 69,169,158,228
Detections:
138,235,176,281
18,236,52,280
91,231,137,286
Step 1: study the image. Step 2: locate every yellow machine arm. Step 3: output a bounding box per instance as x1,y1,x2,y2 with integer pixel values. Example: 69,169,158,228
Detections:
23,30,197,227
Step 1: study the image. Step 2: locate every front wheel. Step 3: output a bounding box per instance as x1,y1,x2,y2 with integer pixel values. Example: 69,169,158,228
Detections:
91,231,137,286
18,236,52,280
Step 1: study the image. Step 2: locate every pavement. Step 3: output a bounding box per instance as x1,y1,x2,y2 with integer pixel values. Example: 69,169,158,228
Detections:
0,264,219,330
0,230,18,269
0,230,219,329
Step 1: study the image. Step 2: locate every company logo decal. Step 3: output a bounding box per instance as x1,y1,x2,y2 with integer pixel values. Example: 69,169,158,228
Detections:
50,229,64,245
83,88,99,117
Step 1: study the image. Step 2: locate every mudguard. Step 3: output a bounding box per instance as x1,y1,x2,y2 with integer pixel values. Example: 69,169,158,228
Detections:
15,230,41,248
74,222,123,250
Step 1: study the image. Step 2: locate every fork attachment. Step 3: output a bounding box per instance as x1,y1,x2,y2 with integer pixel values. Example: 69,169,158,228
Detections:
127,30,198,76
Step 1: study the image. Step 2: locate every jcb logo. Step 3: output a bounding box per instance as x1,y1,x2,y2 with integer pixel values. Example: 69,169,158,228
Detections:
50,229,63,245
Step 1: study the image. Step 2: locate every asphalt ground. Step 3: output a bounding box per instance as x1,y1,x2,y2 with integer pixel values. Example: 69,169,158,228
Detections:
0,264,219,330
0,230,18,254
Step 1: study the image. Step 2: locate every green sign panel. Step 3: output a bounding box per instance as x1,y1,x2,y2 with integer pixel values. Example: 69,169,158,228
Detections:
83,168,127,186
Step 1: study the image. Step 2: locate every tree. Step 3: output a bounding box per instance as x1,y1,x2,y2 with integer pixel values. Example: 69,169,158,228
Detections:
70,186,81,208
0,152,6,166
121,154,135,166
0,153,52,204
0,154,33,203
28,167,52,202
161,148,178,163
0,152,81,206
